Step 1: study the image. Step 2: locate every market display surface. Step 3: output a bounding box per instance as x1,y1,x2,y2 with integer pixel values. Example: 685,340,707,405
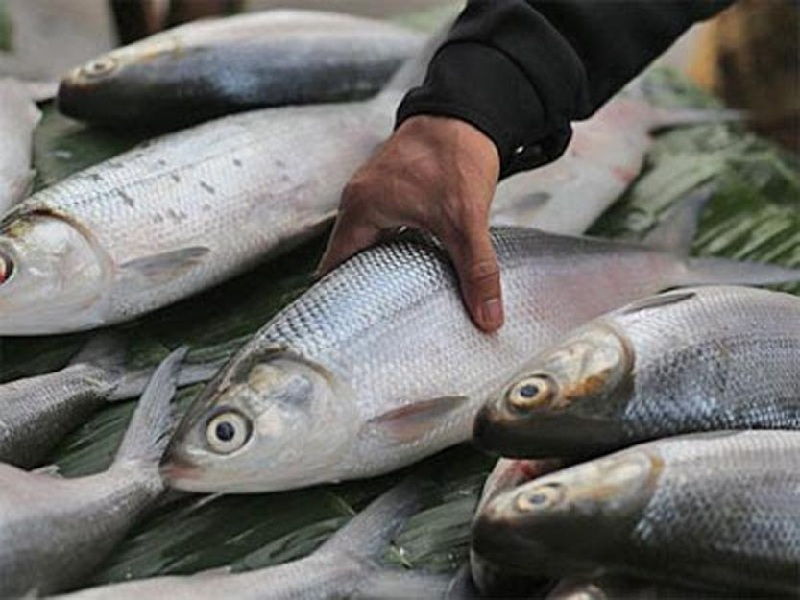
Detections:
0,4,798,598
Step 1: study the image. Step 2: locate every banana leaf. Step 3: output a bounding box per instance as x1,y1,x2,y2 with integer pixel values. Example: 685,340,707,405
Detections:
0,6,797,592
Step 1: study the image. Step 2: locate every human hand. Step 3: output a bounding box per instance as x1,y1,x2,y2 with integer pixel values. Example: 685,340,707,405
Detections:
317,114,503,332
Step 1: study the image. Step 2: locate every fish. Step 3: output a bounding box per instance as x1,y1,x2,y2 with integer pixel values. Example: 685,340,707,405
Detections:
0,347,183,597
0,23,447,335
472,430,800,595
58,10,424,128
474,285,800,459
160,188,800,493
0,78,41,213
54,476,424,600
490,81,741,235
0,333,228,469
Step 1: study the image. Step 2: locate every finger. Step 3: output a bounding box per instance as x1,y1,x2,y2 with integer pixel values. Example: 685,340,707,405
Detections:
317,215,381,276
442,225,503,333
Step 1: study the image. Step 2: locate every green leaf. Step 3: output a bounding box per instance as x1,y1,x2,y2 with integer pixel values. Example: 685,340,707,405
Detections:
0,0,11,52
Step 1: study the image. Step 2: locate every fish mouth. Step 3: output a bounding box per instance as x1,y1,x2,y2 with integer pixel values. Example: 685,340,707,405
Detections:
159,453,202,487
473,406,629,459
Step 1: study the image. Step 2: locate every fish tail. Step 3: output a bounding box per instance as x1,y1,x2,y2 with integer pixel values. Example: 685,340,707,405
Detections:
108,356,227,401
70,331,128,377
642,182,715,255
679,257,800,287
112,347,185,467
316,476,428,563
647,106,745,131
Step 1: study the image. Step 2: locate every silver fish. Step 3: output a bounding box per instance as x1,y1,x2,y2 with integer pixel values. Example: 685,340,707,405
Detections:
0,78,40,213
54,476,423,600
474,285,800,458
473,430,800,595
160,194,800,493
0,334,227,469
58,10,424,128
0,347,183,597
0,25,452,335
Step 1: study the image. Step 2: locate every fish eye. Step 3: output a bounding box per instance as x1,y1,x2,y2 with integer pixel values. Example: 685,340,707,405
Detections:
81,57,117,79
0,252,13,284
515,484,564,512
506,374,555,412
205,410,252,454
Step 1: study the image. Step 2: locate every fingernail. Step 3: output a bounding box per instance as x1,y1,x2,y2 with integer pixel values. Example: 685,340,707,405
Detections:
481,298,503,329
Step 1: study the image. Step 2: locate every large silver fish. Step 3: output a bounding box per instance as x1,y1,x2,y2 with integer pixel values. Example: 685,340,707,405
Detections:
0,347,183,597
55,476,424,600
472,430,800,595
0,334,228,469
160,198,800,493
0,78,42,213
58,10,424,128
474,285,800,458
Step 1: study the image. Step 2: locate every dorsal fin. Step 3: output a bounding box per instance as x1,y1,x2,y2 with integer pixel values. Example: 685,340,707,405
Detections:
642,182,715,255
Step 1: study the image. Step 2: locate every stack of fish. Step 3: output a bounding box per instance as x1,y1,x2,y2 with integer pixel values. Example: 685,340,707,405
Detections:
0,7,797,599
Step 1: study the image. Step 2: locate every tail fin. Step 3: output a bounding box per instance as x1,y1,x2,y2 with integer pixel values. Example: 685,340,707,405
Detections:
70,332,128,379
678,256,800,287
317,476,427,562
109,357,227,401
112,347,185,466
642,182,715,254
647,106,744,131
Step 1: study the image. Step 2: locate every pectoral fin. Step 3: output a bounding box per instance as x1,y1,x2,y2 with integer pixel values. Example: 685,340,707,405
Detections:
366,396,469,444
120,246,210,285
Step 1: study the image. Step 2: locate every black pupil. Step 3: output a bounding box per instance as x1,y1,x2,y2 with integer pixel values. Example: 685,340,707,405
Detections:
519,383,540,398
528,492,548,505
215,421,236,442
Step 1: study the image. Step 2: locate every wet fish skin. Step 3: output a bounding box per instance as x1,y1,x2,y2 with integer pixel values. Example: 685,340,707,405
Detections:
0,78,40,213
0,348,183,597
475,285,800,458
58,10,423,128
160,206,800,494
473,430,800,595
55,476,424,600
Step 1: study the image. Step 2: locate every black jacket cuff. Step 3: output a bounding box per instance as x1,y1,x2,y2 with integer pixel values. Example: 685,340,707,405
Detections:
396,42,572,179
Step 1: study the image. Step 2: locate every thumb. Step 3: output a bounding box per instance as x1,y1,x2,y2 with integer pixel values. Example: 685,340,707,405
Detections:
317,215,381,276
443,225,503,333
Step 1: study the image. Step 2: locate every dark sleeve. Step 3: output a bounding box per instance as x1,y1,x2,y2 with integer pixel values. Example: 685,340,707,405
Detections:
396,0,735,178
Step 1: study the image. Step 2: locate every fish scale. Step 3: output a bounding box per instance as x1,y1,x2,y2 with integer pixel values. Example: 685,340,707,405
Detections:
631,431,800,590
618,287,800,439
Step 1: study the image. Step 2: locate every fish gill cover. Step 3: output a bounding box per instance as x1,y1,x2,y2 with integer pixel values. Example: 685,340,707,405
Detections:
0,12,797,588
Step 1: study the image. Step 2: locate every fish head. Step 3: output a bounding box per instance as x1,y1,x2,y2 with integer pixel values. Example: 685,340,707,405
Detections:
474,323,634,458
472,448,658,577
58,38,178,122
161,346,358,492
0,213,109,334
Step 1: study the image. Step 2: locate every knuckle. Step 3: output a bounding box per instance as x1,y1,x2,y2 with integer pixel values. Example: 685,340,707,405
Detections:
467,259,500,286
